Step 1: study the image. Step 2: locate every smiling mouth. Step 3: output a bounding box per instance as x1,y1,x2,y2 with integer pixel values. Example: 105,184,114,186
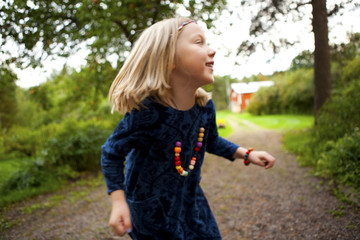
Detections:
206,62,214,68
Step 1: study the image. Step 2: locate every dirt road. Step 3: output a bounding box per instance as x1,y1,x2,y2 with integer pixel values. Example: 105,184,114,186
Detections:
1,121,359,240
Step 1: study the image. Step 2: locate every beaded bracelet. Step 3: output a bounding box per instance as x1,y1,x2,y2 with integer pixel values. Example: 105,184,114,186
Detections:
243,147,253,166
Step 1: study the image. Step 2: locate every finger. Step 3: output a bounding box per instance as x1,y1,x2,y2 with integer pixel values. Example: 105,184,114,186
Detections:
265,158,276,169
123,215,133,233
256,159,266,167
110,219,126,236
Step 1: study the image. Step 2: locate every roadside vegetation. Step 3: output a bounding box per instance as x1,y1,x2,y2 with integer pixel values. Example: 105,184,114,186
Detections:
248,34,360,201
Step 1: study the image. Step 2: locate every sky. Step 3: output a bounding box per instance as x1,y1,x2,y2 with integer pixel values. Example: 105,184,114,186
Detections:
13,1,360,88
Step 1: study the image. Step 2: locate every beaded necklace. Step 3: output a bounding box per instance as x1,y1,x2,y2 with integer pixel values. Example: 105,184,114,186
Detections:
174,127,205,176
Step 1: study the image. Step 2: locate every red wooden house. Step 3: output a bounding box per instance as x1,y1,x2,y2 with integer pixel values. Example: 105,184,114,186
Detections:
230,81,274,113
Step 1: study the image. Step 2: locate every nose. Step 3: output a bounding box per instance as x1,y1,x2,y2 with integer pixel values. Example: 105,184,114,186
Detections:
208,47,216,57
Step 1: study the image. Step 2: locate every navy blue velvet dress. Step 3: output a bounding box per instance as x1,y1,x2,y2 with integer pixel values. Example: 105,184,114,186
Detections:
101,98,239,240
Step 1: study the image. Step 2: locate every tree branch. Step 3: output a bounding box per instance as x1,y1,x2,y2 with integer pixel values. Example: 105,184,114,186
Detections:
114,20,132,43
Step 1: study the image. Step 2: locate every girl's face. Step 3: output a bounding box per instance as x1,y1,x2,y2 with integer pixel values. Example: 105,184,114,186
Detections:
173,23,216,88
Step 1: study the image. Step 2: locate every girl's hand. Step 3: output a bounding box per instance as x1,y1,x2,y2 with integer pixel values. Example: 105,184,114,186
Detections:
248,150,276,169
109,190,132,236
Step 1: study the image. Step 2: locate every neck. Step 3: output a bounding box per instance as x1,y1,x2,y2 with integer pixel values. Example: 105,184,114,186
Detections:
169,72,199,110
170,89,196,111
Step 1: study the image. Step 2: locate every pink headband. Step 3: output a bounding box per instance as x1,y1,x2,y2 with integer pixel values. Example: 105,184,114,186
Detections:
178,20,196,31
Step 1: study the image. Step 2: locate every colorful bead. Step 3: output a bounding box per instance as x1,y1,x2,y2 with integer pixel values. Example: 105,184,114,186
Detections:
244,147,253,166
174,127,205,177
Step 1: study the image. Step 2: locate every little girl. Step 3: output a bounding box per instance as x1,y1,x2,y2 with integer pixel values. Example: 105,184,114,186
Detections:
101,17,275,240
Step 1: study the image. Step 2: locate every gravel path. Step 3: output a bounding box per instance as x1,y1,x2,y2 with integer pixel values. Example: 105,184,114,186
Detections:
1,120,360,240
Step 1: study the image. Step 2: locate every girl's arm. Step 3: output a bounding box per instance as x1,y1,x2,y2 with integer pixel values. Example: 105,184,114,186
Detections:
109,190,132,236
233,147,275,169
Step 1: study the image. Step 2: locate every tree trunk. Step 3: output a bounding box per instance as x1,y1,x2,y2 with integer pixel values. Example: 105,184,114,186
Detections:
312,0,332,119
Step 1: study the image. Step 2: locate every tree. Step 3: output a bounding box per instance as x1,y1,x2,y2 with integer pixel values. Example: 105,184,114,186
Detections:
0,67,17,129
0,0,226,69
237,0,359,117
290,50,314,71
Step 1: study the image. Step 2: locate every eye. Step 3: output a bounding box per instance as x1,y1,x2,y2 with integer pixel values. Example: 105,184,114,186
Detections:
196,39,204,44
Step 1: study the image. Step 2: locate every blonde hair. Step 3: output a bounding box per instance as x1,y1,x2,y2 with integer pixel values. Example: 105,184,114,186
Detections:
109,17,211,113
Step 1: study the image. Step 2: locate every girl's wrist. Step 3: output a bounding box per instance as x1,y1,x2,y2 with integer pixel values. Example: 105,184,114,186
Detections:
243,147,253,166
234,147,254,165
234,147,248,159
110,190,127,203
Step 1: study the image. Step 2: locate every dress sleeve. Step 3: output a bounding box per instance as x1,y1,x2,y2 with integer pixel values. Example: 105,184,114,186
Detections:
101,112,134,195
205,101,239,161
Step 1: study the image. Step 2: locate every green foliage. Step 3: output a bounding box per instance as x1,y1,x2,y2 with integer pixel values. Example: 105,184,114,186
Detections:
0,67,18,130
313,79,360,147
281,34,360,198
45,63,117,121
341,56,360,87
331,33,360,67
1,0,227,68
282,129,312,157
14,88,49,128
331,33,360,89
0,117,114,205
247,68,314,115
40,118,111,172
240,73,268,82
290,50,314,70
2,126,40,157
316,128,360,191
285,57,360,195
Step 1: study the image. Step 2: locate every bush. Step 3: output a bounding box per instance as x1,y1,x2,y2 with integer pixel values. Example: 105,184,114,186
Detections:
40,118,112,172
0,117,114,205
0,158,77,206
313,79,360,146
3,126,41,157
306,68,360,193
247,68,314,115
316,128,360,191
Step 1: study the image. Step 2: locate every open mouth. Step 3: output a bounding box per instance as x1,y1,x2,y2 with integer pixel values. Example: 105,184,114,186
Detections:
206,62,214,67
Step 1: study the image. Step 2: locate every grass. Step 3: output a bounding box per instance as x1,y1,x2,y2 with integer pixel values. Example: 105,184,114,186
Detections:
216,112,233,138
235,112,314,130
216,110,314,131
282,129,312,154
